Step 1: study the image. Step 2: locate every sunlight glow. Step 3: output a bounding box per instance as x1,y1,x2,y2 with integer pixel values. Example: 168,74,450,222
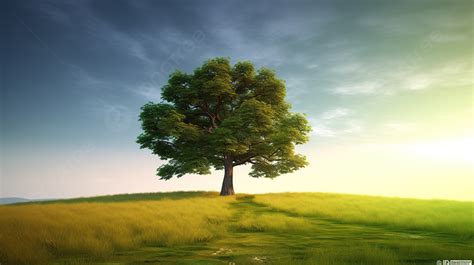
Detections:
403,136,474,163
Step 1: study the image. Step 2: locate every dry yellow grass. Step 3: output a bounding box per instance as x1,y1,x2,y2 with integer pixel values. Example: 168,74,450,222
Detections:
0,197,233,265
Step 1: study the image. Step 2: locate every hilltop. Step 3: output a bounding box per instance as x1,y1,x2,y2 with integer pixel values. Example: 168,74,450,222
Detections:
0,191,472,265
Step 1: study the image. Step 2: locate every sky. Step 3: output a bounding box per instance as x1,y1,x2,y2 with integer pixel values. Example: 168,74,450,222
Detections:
1,0,473,200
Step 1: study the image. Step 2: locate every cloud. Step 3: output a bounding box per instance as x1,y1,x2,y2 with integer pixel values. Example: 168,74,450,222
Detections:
320,107,353,120
311,108,364,138
326,58,472,96
82,15,156,67
134,83,162,102
401,61,472,91
404,75,432,91
70,66,105,88
82,99,133,132
332,82,379,95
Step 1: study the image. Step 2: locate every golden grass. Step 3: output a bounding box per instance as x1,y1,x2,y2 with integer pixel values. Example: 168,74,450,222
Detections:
254,193,474,237
0,197,233,265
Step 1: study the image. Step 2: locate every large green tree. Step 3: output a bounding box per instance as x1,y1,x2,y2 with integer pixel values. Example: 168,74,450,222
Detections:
137,58,311,195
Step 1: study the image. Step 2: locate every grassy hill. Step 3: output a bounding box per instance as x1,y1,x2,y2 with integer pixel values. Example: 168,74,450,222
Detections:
0,192,472,265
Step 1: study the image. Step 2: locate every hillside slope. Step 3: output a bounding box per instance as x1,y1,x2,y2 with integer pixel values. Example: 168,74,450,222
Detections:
0,192,472,265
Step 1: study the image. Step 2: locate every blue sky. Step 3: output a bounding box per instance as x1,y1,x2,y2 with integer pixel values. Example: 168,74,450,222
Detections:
1,0,473,199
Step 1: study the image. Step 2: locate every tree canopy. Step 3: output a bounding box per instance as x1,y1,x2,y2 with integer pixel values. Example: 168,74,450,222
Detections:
137,57,311,195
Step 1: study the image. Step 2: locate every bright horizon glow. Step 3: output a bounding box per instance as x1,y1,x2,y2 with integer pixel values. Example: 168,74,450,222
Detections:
401,136,474,163
3,136,472,201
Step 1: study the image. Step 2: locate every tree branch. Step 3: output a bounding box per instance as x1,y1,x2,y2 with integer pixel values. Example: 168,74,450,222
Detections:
195,102,218,131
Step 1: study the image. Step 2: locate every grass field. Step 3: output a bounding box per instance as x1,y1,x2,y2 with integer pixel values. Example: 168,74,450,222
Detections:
0,192,472,265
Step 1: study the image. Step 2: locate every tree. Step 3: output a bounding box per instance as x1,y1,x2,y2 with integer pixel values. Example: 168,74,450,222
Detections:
137,57,311,195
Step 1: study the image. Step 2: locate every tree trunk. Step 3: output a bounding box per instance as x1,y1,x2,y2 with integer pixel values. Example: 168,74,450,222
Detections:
220,156,235,196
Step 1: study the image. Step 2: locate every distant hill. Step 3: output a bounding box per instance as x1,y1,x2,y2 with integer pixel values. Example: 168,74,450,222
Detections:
0,192,212,205
0,197,31,204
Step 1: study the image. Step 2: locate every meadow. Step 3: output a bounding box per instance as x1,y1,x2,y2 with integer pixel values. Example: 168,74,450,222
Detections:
0,192,472,265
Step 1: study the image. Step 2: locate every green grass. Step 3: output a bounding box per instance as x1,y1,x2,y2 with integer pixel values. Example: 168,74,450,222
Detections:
253,193,474,238
0,192,472,265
